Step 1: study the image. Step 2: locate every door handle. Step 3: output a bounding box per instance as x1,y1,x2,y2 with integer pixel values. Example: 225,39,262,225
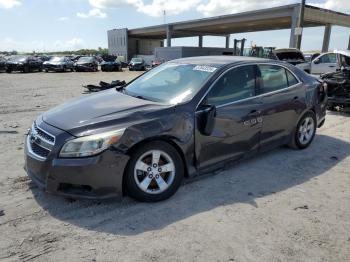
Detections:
292,96,299,102
248,110,261,117
328,65,336,68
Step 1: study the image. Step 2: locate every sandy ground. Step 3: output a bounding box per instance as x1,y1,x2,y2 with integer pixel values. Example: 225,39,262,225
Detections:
0,70,349,262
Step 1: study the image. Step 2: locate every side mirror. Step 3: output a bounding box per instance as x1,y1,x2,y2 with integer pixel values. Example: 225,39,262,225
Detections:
198,105,216,136
313,59,320,64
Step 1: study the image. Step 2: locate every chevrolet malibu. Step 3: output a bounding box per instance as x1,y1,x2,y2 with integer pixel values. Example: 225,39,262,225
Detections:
24,56,327,202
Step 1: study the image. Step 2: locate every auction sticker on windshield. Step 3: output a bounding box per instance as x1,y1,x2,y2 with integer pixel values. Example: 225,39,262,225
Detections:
193,65,217,73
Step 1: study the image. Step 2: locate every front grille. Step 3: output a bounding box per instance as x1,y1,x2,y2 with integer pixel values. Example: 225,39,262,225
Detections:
30,142,50,158
28,121,56,160
33,122,55,144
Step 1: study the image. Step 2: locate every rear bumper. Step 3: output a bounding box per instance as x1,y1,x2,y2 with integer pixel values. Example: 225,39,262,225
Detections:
24,134,129,200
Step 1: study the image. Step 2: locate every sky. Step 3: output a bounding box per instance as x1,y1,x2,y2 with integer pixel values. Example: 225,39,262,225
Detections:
0,0,349,52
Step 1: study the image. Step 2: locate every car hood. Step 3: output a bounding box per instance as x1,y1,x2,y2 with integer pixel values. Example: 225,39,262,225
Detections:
44,61,64,65
42,89,170,136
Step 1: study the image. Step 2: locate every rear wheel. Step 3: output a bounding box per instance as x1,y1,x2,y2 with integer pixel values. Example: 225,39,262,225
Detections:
289,111,316,149
125,141,184,202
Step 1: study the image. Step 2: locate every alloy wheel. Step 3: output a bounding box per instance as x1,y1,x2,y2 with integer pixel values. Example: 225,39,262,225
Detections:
134,150,175,195
298,116,315,145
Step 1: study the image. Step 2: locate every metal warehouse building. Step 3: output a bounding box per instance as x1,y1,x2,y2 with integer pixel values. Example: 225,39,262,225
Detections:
107,3,350,61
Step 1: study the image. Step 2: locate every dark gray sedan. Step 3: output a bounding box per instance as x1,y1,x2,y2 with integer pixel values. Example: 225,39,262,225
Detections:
24,56,327,202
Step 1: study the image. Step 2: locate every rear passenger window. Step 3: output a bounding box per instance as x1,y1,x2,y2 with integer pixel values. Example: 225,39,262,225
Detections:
259,65,288,94
286,70,299,86
206,65,256,106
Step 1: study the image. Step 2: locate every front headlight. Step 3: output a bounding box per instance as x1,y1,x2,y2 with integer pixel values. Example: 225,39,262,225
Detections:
59,129,125,158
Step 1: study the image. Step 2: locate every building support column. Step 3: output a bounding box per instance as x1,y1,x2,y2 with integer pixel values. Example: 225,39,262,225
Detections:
348,35,350,50
198,35,203,47
289,6,299,48
166,25,173,47
322,24,332,53
225,35,230,48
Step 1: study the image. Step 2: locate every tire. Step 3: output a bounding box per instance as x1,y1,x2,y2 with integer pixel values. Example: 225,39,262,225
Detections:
288,111,317,150
45,69,49,73
23,66,29,73
6,69,12,73
125,141,184,202
38,66,43,72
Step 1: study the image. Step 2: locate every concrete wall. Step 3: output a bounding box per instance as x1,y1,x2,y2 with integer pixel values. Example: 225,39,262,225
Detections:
107,28,128,58
154,47,235,61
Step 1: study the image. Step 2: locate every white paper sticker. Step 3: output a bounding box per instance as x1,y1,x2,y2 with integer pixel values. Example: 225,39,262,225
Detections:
193,65,217,73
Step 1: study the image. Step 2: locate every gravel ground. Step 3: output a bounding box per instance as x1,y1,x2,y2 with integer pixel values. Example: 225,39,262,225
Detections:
0,70,349,262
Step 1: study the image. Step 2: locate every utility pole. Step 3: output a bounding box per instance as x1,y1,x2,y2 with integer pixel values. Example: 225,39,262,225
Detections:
296,0,305,50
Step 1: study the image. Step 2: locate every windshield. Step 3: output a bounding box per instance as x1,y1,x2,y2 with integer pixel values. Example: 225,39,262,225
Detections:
131,58,142,63
9,56,27,62
125,63,216,104
50,57,65,62
78,57,93,63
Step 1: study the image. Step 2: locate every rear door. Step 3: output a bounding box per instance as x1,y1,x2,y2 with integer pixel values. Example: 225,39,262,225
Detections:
311,53,338,74
258,64,306,149
195,65,263,169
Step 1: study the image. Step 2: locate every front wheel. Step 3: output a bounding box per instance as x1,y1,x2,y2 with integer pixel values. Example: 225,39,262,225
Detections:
289,111,316,150
125,141,184,202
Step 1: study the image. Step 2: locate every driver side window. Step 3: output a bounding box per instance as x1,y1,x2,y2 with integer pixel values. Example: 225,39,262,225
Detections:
319,53,336,63
205,65,256,106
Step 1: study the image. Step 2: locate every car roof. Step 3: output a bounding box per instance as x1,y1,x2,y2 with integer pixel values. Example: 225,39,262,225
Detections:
170,56,273,67
334,50,350,58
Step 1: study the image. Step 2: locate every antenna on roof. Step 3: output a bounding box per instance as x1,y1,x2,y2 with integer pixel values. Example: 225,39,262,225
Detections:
163,9,166,24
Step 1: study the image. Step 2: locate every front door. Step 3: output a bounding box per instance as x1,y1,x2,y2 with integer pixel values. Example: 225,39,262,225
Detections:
195,65,263,169
311,53,338,74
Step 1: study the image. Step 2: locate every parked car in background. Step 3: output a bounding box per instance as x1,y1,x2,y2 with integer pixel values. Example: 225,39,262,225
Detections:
306,52,338,74
74,56,99,72
6,55,43,73
129,57,146,71
151,59,164,68
100,58,122,72
0,57,6,72
272,48,306,65
24,56,327,202
43,56,74,72
37,55,51,62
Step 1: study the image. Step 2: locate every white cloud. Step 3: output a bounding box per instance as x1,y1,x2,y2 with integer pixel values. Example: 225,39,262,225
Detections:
0,0,20,9
137,0,201,17
59,16,69,21
53,38,86,50
197,0,296,17
310,0,350,13
77,8,107,18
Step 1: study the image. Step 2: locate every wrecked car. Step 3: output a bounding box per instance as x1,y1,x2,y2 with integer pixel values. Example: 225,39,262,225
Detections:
320,50,350,110
272,48,306,65
100,58,122,72
6,55,43,73
129,57,146,71
43,56,74,72
74,56,99,72
24,56,327,202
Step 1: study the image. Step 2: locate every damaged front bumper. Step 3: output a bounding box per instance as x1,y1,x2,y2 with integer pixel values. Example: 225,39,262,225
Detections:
24,120,129,200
